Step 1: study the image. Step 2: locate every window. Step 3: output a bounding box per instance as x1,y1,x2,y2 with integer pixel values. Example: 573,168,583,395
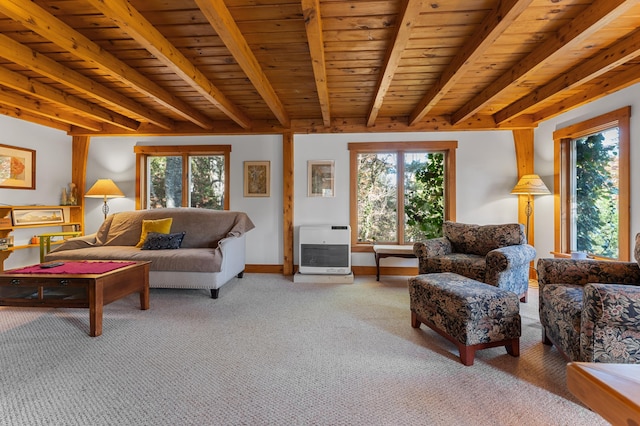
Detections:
553,107,630,260
348,141,457,249
134,145,231,210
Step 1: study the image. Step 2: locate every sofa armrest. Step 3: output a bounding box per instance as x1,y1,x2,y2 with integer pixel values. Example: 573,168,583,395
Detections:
48,233,98,253
581,283,640,362
486,244,536,272
413,238,452,275
537,258,640,290
413,237,452,258
216,233,247,275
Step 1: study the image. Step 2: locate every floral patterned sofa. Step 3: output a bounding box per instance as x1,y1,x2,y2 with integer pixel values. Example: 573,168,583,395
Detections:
413,221,536,302
537,233,640,363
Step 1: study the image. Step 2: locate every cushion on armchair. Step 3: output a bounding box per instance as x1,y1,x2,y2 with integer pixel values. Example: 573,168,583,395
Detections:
443,221,526,255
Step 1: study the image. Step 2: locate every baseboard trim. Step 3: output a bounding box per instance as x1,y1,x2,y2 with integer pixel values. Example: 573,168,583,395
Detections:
244,264,283,274
245,264,418,277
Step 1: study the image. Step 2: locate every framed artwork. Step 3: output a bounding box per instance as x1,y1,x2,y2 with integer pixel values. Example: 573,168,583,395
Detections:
12,208,65,226
244,161,270,197
0,144,35,189
308,160,335,197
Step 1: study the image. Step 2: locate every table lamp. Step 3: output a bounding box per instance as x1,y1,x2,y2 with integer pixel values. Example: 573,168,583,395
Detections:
511,174,550,242
85,179,125,219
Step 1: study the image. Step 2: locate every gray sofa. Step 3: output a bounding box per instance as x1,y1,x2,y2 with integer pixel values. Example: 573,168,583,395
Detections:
45,208,255,298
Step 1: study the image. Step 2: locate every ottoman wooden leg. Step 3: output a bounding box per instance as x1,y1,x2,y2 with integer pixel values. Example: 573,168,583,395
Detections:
505,338,520,357
459,345,475,366
411,311,421,328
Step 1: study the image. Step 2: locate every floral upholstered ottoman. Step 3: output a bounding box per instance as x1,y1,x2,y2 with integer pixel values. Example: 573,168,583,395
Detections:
408,272,521,366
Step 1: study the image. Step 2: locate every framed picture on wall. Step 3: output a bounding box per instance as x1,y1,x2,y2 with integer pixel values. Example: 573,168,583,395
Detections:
244,161,270,197
308,160,335,197
0,144,35,189
12,208,64,226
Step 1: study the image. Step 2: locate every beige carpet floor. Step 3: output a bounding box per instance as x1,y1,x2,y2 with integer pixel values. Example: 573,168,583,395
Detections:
0,273,607,425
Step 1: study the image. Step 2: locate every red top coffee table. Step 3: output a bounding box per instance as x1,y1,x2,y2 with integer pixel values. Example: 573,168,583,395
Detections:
0,260,150,336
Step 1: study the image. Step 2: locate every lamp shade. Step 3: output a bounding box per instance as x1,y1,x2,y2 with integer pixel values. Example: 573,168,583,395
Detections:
85,179,125,198
511,174,550,195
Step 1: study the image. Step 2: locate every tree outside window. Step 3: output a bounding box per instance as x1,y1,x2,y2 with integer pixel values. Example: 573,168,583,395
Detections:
135,145,230,210
553,107,630,260
349,141,456,248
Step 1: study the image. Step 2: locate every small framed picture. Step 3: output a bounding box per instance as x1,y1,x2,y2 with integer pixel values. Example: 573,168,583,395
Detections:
308,160,335,197
0,144,35,189
12,208,65,226
244,161,270,197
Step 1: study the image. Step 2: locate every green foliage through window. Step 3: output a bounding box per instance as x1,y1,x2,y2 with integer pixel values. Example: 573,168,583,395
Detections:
405,153,444,241
573,129,619,258
355,150,446,244
148,155,225,210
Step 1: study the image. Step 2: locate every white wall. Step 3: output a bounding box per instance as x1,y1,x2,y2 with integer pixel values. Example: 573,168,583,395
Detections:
85,135,283,265
533,82,640,261
294,131,519,267
4,82,638,270
0,116,72,269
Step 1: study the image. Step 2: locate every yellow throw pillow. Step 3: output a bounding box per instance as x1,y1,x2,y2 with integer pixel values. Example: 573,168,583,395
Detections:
135,218,173,248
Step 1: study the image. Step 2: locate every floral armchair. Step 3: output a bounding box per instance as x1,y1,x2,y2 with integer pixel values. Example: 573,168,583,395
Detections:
537,233,640,363
412,221,536,302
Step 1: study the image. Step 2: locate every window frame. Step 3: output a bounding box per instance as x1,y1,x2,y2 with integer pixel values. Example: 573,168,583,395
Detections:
552,106,630,261
134,145,231,210
348,141,457,252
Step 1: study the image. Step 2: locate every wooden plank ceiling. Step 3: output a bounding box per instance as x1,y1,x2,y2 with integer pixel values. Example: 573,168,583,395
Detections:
0,0,638,136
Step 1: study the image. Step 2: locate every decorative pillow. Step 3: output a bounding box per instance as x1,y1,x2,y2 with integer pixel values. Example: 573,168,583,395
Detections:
135,218,173,248
443,221,524,256
634,232,640,265
141,232,186,250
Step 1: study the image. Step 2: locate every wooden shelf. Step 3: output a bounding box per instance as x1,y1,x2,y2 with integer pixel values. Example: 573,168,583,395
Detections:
0,205,83,271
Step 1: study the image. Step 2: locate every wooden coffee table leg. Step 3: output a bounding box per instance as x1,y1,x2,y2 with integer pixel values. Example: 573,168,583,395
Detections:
89,280,104,337
140,264,150,310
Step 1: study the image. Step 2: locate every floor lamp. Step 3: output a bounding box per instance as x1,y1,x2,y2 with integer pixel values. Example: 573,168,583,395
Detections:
85,179,125,219
511,174,550,243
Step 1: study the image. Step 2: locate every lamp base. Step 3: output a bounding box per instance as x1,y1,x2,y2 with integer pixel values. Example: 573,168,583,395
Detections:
102,200,110,219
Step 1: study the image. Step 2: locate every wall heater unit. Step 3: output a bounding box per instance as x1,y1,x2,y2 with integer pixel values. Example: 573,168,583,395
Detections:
299,225,351,275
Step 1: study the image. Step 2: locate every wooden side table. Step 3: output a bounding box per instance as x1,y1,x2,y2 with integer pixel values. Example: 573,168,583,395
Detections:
567,362,640,425
373,244,416,281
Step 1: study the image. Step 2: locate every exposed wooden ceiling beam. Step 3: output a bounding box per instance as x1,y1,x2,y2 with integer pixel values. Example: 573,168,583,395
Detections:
0,105,71,132
86,0,251,130
451,0,638,125
0,0,215,129
0,65,140,131
0,35,174,131
0,87,103,131
68,113,535,137
409,0,532,126
495,29,640,124
302,0,331,128
194,0,290,128
531,65,640,124
367,0,423,127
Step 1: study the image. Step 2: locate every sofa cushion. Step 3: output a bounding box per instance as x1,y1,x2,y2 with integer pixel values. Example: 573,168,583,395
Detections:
142,231,186,250
443,221,525,256
426,253,486,282
136,218,173,248
45,246,222,272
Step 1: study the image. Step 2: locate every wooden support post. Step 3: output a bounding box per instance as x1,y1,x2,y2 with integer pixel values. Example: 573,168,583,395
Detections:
512,129,536,279
282,132,294,276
